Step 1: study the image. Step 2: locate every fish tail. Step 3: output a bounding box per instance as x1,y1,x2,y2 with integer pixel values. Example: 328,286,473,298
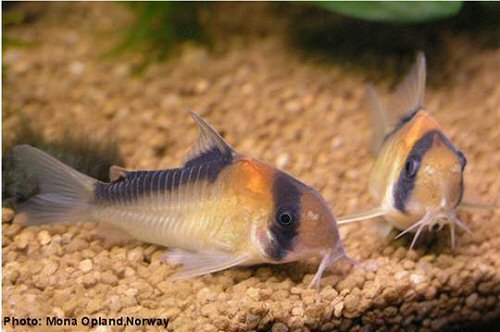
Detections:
12,144,97,225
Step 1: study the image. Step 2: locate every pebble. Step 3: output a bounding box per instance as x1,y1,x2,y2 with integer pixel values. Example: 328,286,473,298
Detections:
106,295,122,312
42,260,59,275
2,208,14,223
37,230,52,245
241,83,255,95
392,247,407,260
15,232,31,249
284,100,302,113
410,274,425,284
161,94,181,110
291,306,304,316
465,293,478,307
364,260,379,272
431,317,447,330
344,293,360,313
100,271,118,286
275,153,290,169
195,79,209,94
124,288,138,297
86,299,103,314
333,302,344,318
201,302,219,318
127,247,144,263
124,266,136,277
69,61,85,76
245,313,261,329
402,259,415,270
272,322,289,332
246,287,260,300
79,259,93,273
363,281,381,298
52,307,64,318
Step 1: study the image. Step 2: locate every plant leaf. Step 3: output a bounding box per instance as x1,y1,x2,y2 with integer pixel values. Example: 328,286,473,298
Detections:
312,1,464,24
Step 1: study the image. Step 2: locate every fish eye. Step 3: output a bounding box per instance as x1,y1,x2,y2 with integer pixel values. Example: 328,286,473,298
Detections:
457,151,467,169
276,208,295,227
405,156,420,177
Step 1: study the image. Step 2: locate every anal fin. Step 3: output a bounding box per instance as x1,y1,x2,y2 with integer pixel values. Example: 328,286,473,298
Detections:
93,222,136,246
162,249,250,280
338,208,386,225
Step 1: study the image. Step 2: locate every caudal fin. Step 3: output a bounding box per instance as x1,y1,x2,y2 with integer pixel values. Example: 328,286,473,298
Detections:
13,145,97,225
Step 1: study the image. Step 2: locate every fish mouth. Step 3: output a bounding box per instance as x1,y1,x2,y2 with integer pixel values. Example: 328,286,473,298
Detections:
308,244,355,290
395,209,472,250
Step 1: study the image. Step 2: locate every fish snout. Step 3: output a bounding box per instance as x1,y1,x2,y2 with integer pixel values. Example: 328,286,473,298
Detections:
426,207,459,231
416,177,461,215
429,213,449,231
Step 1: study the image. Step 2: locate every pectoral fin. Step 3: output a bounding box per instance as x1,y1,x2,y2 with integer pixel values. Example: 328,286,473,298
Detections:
367,53,427,154
458,201,500,213
387,52,426,122
162,249,250,280
337,208,386,225
367,84,390,154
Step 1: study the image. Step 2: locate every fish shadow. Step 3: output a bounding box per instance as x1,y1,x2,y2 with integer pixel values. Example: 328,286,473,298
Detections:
285,2,500,84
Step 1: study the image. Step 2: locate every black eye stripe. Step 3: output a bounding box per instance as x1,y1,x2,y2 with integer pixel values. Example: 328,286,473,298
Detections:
265,173,301,261
393,131,435,213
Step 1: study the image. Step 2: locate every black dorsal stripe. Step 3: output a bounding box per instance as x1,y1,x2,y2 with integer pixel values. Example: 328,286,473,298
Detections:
266,172,301,261
94,158,228,205
393,129,464,212
185,147,229,167
383,108,420,144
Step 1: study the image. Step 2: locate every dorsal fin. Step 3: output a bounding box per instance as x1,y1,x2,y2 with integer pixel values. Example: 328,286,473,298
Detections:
183,111,236,167
109,165,128,182
388,52,426,121
367,52,427,154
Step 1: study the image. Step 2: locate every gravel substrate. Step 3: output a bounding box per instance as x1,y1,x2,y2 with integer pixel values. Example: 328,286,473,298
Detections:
3,2,499,331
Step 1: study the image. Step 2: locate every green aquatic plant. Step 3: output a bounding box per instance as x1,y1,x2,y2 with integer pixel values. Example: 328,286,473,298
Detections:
311,1,464,24
110,2,207,69
2,8,37,48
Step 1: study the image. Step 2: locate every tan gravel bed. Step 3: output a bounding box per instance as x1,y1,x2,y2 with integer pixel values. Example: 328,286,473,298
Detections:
3,2,499,331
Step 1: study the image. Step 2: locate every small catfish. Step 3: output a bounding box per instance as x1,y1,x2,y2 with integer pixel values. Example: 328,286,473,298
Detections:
13,111,346,288
338,53,498,249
